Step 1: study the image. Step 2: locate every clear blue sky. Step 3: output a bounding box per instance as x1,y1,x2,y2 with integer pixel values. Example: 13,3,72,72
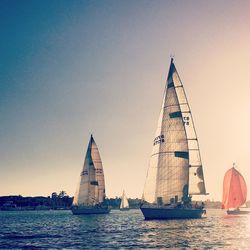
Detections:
1,0,250,200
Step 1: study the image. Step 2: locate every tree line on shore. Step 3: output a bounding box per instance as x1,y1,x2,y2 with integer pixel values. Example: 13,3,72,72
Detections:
0,191,142,210
0,192,241,210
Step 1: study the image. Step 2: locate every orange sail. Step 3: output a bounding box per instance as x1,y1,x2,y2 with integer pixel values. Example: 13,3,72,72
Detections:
221,167,247,209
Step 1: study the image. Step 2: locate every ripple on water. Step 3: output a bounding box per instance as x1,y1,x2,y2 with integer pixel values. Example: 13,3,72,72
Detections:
0,209,250,249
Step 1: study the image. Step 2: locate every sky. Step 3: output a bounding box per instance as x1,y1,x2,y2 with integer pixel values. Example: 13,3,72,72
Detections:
1,0,250,201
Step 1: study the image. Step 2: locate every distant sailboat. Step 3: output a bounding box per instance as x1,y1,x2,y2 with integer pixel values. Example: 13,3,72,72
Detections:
71,135,110,215
140,58,207,220
120,190,129,211
222,164,249,215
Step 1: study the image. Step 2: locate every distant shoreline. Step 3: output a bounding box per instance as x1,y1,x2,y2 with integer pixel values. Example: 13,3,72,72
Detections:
0,195,228,210
0,195,142,211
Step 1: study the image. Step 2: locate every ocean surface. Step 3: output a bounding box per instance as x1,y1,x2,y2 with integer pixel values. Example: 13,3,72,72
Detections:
0,209,250,249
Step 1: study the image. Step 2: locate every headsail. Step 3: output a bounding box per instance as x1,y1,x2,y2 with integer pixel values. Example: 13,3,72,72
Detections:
73,135,106,206
120,190,129,209
222,167,247,209
143,59,206,205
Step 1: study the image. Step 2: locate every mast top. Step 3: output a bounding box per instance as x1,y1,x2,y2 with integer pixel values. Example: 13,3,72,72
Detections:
87,134,94,150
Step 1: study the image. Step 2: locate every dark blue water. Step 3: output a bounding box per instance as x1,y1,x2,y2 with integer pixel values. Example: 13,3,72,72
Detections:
0,209,250,249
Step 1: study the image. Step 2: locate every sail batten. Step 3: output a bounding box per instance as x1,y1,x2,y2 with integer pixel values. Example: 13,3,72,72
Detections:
143,59,206,204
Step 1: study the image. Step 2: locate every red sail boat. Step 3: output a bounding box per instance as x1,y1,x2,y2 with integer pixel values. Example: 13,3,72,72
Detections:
221,164,249,215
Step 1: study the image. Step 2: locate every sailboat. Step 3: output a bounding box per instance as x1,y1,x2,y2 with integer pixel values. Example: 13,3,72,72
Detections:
120,190,129,211
140,58,207,220
221,164,249,215
71,135,110,215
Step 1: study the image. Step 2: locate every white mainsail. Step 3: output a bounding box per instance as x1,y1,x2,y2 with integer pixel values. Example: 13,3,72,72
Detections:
143,59,206,205
120,190,129,209
73,135,106,206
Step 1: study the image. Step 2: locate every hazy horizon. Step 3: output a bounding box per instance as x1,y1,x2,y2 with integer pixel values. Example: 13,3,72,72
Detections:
1,0,250,201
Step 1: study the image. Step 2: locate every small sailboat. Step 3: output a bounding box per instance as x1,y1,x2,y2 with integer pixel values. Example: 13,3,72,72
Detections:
222,164,249,215
120,190,129,211
140,58,207,220
71,135,110,215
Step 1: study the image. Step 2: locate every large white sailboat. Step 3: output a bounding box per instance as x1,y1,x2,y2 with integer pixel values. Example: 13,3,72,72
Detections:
140,59,207,219
120,190,129,211
71,135,110,215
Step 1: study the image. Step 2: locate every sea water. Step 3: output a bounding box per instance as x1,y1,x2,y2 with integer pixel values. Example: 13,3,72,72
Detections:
0,209,250,249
